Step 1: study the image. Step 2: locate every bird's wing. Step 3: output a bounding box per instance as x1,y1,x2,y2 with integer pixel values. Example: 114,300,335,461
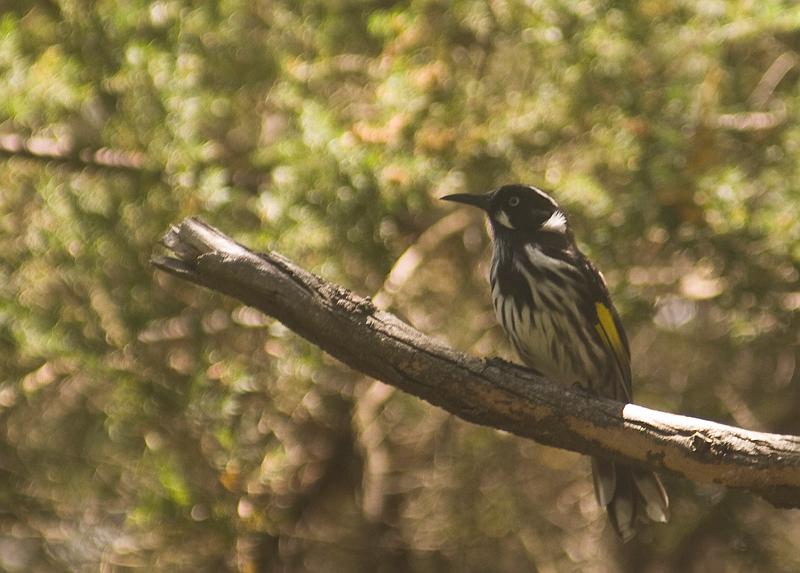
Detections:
581,256,633,401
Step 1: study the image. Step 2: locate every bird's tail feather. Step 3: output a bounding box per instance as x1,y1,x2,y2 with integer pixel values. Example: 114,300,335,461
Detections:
591,457,669,542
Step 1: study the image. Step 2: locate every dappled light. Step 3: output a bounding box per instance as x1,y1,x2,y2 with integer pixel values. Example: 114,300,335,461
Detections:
1,0,799,571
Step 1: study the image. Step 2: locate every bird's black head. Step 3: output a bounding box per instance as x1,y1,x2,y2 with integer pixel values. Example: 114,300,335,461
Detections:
442,184,568,236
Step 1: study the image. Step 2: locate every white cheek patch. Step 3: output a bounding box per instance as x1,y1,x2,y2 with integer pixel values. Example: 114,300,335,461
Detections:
541,210,567,233
494,210,514,229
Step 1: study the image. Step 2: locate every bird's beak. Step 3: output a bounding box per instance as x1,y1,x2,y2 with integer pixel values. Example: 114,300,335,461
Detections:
440,192,491,211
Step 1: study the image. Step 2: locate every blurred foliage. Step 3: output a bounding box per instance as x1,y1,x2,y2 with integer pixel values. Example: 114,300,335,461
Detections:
1,0,799,571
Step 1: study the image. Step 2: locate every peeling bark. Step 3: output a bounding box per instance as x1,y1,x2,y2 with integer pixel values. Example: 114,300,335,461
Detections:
152,218,800,508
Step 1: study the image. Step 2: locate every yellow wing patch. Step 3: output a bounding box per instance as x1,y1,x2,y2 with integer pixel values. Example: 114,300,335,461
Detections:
594,301,631,399
594,302,625,359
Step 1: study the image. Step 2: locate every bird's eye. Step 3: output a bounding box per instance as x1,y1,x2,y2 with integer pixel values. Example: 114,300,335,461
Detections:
508,196,520,207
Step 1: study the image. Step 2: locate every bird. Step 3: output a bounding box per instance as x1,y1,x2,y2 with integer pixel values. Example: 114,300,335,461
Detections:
442,184,669,541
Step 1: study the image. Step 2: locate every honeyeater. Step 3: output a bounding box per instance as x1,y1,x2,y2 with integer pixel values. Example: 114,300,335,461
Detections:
442,184,669,541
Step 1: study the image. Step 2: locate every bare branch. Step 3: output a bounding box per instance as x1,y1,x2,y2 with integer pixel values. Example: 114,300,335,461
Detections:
749,51,798,108
0,133,153,173
152,218,800,508
0,133,266,190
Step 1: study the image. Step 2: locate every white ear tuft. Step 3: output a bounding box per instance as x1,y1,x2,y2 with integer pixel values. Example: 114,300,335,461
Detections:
541,210,567,233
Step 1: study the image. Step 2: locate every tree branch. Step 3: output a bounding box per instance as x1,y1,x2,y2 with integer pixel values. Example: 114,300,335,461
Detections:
152,218,800,508
0,133,153,174
0,133,266,190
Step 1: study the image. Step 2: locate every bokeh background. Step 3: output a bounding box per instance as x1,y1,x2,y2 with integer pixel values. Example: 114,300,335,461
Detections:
2,1,800,571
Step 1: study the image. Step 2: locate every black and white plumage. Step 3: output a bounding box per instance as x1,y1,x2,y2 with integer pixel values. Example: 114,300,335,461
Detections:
443,184,669,541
